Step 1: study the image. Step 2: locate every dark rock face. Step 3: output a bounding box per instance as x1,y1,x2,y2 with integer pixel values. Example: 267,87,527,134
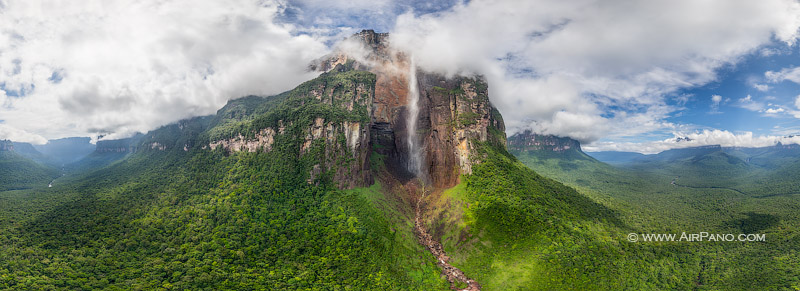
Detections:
315,30,506,189
507,131,581,153
416,73,505,188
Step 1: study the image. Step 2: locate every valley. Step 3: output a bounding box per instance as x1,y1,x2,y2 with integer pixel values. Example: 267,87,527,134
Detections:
0,30,798,290
510,131,800,290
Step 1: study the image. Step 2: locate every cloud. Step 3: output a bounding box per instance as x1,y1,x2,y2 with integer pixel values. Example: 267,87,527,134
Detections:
391,0,800,142
765,107,785,114
280,0,460,37
2,0,800,145
673,93,692,106
753,83,770,91
279,0,395,37
765,66,800,83
736,95,765,111
772,125,800,135
792,95,800,118
760,47,786,57
709,94,723,113
0,0,328,141
0,124,47,144
733,95,792,117
584,129,800,154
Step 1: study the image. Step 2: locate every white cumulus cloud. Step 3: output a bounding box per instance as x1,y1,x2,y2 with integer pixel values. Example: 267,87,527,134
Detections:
766,66,800,84
765,107,785,114
2,0,800,145
0,0,328,141
712,95,723,105
736,95,765,112
0,124,47,144
585,129,800,154
391,0,800,142
753,83,771,91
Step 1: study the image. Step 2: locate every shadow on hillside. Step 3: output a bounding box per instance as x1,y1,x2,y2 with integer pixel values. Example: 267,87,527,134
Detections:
724,212,780,233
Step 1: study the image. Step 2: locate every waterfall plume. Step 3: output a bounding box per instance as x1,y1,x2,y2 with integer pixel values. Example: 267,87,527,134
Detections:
406,57,422,176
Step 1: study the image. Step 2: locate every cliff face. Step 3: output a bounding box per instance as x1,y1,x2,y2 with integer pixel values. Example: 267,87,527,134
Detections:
207,30,505,190
207,69,375,189
0,140,14,152
95,139,137,153
507,131,581,153
417,73,505,188
294,71,374,189
313,30,506,189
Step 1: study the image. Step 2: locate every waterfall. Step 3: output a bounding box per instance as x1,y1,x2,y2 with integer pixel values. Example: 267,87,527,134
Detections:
406,58,422,176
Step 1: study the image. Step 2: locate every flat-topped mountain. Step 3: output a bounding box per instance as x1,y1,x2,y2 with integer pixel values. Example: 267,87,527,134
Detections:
507,131,581,153
10,28,787,291
210,29,505,189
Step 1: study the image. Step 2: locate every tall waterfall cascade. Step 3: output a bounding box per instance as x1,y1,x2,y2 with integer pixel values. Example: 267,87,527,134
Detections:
406,58,422,176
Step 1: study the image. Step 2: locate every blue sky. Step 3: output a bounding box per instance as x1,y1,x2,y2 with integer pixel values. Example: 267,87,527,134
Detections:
587,43,800,153
1,0,800,153
667,45,800,137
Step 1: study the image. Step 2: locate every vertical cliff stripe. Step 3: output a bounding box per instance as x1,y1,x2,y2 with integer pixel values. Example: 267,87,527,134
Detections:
407,57,423,176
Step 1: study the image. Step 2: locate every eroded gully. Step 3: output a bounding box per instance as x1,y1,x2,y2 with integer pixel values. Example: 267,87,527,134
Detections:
412,183,480,291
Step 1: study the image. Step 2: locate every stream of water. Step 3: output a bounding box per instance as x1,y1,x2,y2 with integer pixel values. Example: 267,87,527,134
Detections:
413,183,481,290
405,57,478,290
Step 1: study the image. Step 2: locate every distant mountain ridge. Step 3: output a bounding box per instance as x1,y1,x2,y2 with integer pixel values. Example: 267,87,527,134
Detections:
65,135,145,173
589,143,800,166
506,132,800,173
32,137,95,165
507,130,581,153
1,137,95,166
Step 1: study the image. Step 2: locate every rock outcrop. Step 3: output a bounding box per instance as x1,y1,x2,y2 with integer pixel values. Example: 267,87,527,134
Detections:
301,117,372,189
0,140,14,152
417,74,505,188
207,68,375,189
211,128,276,153
507,131,581,153
207,30,505,190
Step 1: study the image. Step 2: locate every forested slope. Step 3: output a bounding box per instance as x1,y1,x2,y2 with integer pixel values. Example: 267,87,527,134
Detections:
0,150,60,191
512,139,800,290
0,68,451,290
